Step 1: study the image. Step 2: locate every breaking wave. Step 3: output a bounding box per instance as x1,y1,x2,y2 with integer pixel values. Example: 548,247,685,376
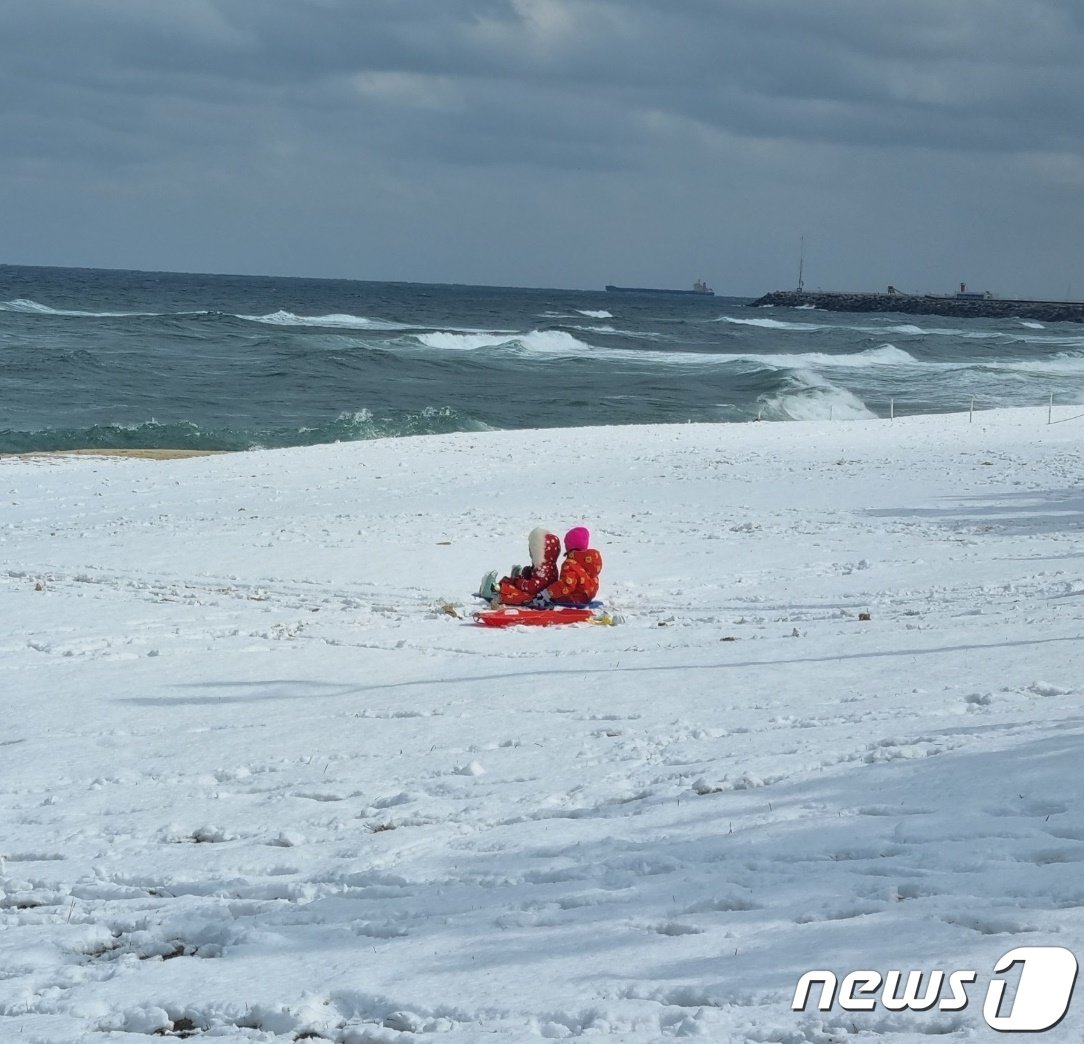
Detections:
757,370,877,422
739,344,918,369
0,298,166,319
716,312,1083,344
718,316,831,332
413,329,593,354
239,310,412,331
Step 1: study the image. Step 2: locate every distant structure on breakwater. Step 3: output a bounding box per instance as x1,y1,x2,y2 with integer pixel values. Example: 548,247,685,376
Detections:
749,288,1084,323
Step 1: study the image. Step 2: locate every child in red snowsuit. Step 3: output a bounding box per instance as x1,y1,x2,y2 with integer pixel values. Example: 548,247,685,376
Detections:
535,526,603,605
485,527,562,606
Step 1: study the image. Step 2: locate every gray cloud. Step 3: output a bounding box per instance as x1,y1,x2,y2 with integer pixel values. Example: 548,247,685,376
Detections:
3,1,1083,296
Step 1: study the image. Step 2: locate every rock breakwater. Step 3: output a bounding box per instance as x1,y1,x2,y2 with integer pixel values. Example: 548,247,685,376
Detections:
750,290,1084,323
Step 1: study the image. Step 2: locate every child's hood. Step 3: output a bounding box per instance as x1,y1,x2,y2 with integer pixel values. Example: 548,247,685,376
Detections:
528,527,561,569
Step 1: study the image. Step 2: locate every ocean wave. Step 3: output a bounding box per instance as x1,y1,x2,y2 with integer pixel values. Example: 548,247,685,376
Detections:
756,370,876,422
719,311,1061,343
414,329,594,354
717,316,831,332
853,322,1007,339
568,324,670,340
0,420,229,454
719,312,973,342
537,310,613,320
1011,333,1084,348
845,320,1083,343
414,331,516,351
0,298,166,319
977,354,1084,376
303,407,495,442
0,407,495,454
238,310,412,331
406,333,920,371
737,344,919,369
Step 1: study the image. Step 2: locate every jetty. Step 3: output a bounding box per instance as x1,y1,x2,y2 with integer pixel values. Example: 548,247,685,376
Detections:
749,289,1084,324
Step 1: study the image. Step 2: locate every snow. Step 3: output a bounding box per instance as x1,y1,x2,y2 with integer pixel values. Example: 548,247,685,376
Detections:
2,406,1083,1042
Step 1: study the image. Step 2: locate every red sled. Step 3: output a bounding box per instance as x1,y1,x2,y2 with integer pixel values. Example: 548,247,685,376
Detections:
474,605,595,628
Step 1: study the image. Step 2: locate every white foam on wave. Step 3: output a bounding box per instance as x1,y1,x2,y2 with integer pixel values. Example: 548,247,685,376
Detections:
416,331,513,351
984,353,1084,375
409,334,921,372
0,298,162,318
719,310,1084,352
759,369,877,422
538,310,613,320
502,329,594,354
856,322,1002,339
740,344,919,369
852,320,1084,344
568,324,669,340
240,310,411,331
319,406,496,437
1012,332,1084,348
718,316,831,332
723,312,1037,343
720,313,958,342
415,329,593,354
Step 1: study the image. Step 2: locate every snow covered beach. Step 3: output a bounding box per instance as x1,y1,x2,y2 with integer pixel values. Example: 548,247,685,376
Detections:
2,408,1083,1042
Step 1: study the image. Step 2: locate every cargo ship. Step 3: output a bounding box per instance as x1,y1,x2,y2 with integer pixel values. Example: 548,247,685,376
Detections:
605,279,714,297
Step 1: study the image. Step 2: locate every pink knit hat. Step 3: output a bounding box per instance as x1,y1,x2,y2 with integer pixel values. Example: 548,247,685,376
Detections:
564,526,590,551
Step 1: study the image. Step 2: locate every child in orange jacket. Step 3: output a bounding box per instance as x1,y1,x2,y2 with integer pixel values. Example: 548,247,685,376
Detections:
533,526,603,606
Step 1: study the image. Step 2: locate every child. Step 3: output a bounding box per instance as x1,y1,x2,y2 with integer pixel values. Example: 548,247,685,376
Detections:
533,526,603,606
478,526,561,606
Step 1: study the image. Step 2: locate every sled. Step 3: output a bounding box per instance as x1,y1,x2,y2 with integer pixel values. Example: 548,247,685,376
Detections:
473,605,596,628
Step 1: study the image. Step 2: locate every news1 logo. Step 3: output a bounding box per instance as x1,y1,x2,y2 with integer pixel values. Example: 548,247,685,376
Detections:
793,946,1078,1032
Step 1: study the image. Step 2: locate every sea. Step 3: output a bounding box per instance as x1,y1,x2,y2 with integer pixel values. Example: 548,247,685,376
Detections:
3,264,1084,454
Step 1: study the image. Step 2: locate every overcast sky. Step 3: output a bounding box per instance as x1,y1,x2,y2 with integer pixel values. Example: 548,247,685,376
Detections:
4,1,1083,297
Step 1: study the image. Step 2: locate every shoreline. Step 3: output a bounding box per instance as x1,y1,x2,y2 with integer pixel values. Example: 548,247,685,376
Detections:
2,405,1082,462
0,448,226,461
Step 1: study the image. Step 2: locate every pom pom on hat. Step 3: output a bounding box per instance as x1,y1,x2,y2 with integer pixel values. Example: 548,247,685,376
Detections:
564,526,590,551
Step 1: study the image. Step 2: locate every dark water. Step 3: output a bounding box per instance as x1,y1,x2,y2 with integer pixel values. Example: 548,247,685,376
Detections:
2,264,1083,452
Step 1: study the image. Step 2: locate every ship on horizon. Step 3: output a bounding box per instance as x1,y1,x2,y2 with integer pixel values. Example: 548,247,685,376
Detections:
605,279,714,297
